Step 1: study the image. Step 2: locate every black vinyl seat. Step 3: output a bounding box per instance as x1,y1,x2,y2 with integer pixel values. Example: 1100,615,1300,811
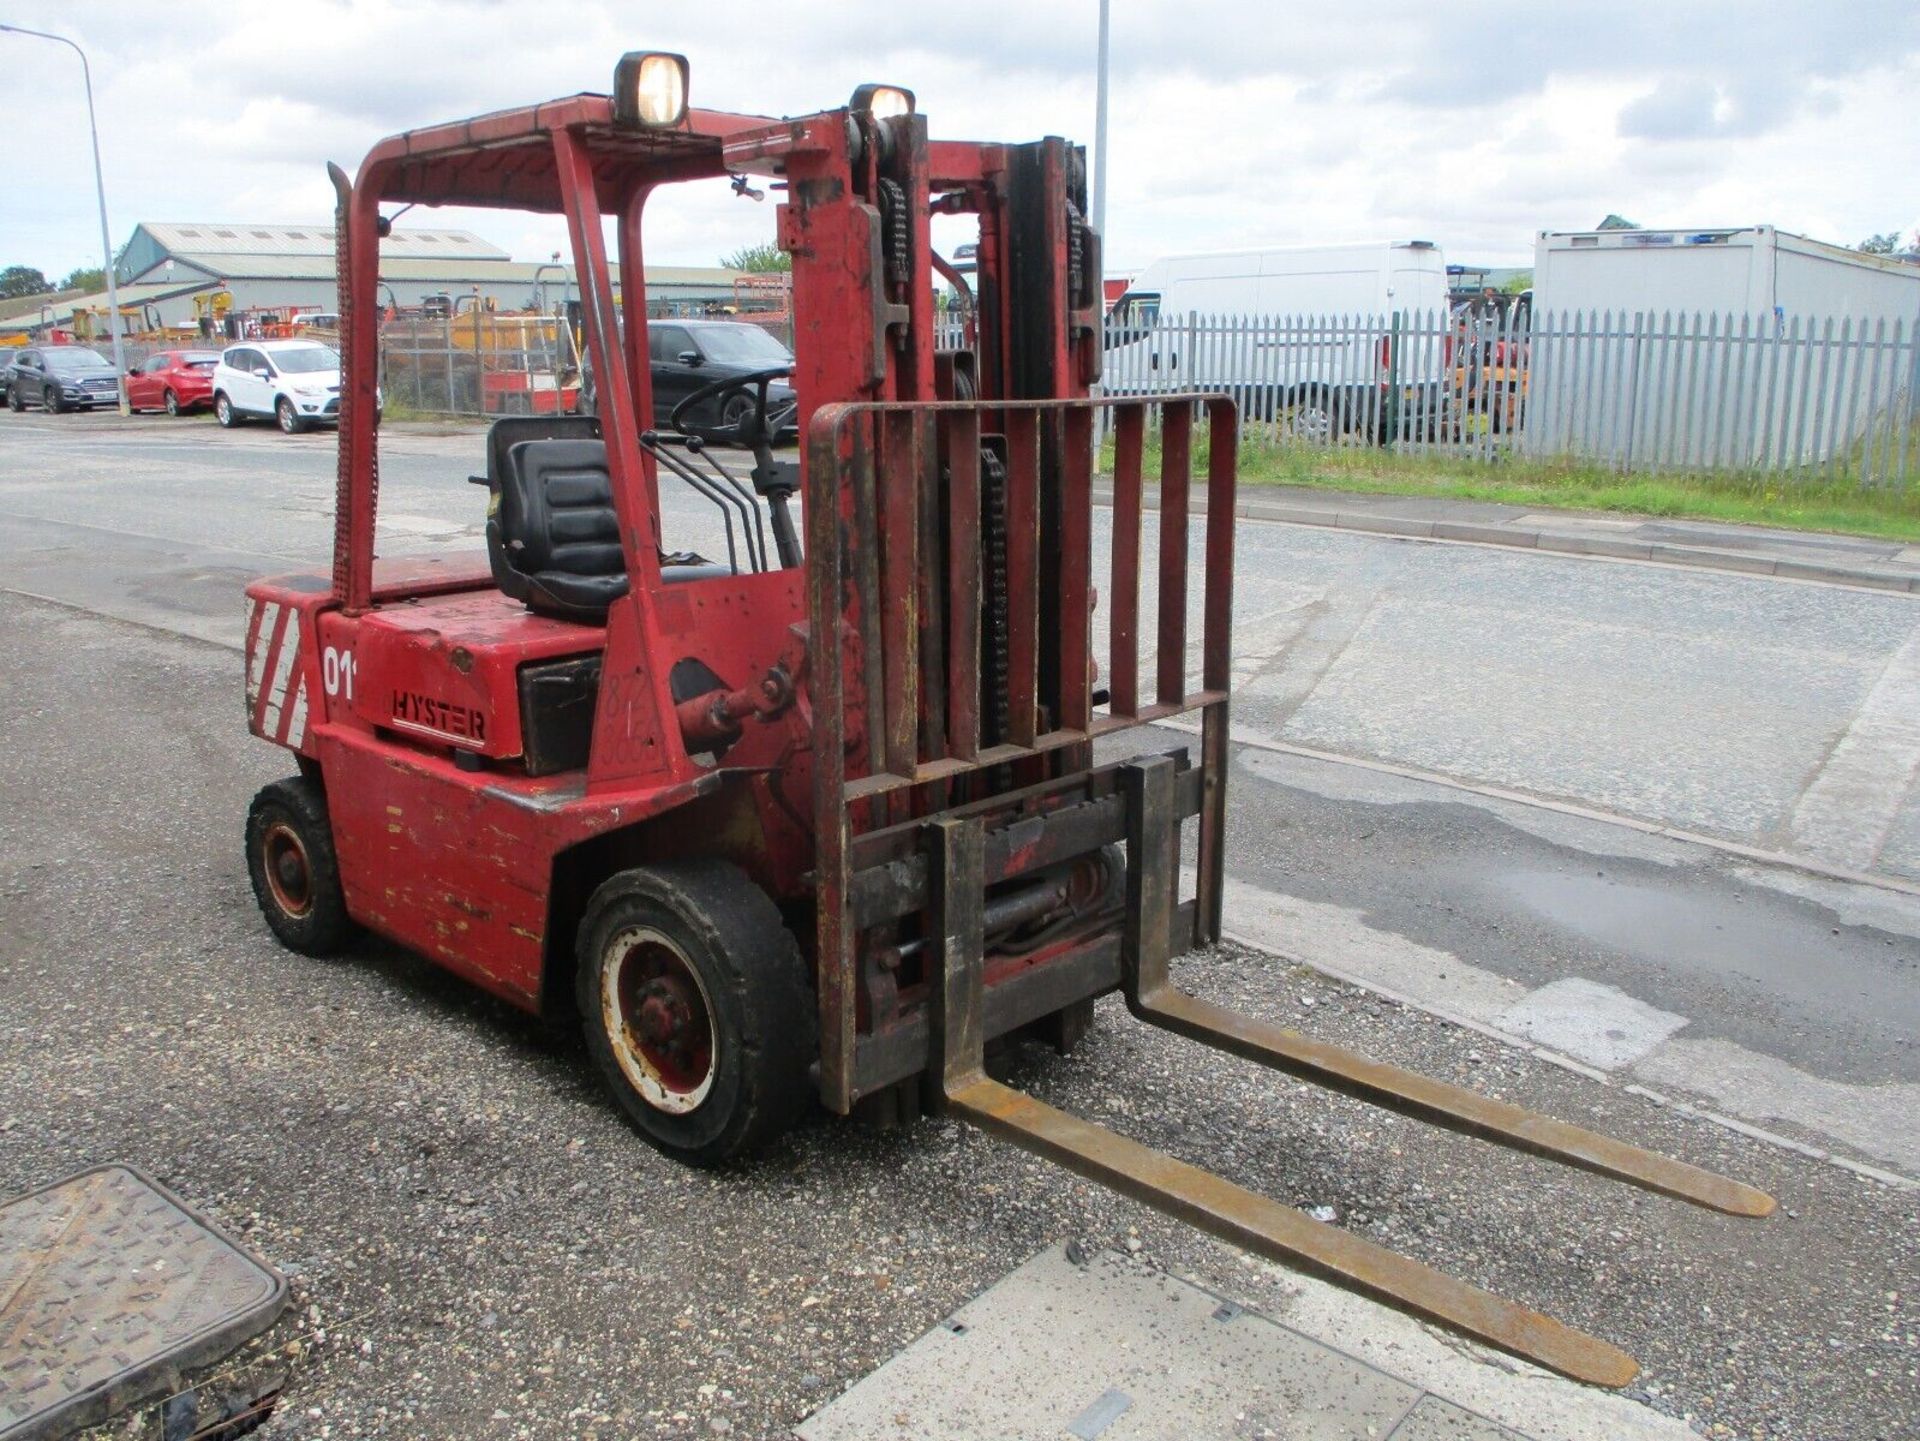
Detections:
492,438,629,623
485,432,734,623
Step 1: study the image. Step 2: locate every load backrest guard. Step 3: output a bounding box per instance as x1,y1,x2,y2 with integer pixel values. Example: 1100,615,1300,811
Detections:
805,394,1237,1112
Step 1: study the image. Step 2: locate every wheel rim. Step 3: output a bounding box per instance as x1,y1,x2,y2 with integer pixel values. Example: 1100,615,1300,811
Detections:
602,925,717,1114
261,821,314,918
1283,402,1332,443
217,397,230,424
279,401,296,432
165,391,178,415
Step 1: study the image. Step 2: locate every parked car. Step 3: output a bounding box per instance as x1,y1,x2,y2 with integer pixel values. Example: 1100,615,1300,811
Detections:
126,350,222,416
4,346,121,413
647,319,797,440
213,340,343,433
289,312,340,333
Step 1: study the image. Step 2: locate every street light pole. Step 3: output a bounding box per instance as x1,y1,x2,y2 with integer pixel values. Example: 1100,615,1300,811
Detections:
1092,0,1110,244
1,23,128,416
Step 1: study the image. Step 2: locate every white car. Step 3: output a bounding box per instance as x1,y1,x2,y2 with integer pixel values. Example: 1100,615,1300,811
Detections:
213,340,344,434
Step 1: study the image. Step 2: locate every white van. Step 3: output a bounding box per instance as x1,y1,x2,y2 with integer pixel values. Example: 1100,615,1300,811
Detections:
1105,241,1452,438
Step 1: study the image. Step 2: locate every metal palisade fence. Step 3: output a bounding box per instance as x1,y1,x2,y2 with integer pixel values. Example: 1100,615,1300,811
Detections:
1071,307,1920,488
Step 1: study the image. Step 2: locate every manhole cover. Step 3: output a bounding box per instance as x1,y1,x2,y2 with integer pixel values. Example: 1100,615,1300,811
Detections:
0,1163,288,1441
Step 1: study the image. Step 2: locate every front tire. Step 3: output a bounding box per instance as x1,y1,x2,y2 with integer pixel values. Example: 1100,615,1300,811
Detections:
276,397,305,434
720,392,756,442
44,385,66,415
577,861,815,1166
246,777,355,956
215,393,239,427
164,389,180,417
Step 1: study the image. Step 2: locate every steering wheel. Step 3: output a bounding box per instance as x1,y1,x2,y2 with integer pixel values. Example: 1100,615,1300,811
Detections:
668,366,796,448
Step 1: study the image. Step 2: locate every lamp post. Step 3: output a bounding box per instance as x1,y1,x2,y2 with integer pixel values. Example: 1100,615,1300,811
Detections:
1092,0,1110,244
1,23,128,415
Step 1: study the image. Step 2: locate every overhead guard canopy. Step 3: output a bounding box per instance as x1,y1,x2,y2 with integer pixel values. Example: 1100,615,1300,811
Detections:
355,95,778,211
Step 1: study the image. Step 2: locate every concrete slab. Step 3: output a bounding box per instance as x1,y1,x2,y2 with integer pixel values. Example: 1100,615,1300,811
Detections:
1389,1398,1527,1440
798,1246,1420,1441
1497,979,1688,1071
800,1245,1694,1441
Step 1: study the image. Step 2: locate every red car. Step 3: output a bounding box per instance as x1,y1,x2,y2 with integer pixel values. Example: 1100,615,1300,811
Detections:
127,350,221,415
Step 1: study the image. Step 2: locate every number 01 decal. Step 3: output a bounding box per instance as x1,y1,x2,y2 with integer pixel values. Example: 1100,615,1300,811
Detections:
322,645,357,701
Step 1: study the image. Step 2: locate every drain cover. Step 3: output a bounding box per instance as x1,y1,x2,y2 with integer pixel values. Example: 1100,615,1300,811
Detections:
0,1164,288,1441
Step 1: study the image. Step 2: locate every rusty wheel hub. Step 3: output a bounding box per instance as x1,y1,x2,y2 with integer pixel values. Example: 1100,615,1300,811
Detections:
261,822,312,918
604,927,717,1115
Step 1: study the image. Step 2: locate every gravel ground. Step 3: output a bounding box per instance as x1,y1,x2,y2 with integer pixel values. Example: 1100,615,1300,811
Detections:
1,591,1915,1439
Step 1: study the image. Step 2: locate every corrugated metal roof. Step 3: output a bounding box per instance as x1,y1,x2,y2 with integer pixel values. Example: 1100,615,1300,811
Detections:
139,222,509,262
0,288,83,322
131,254,752,289
0,279,215,333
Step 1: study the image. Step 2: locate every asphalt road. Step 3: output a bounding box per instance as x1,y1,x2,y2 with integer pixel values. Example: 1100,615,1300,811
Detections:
1,408,1916,1437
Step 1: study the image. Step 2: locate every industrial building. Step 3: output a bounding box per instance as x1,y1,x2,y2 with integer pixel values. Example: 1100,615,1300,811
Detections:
1,222,751,339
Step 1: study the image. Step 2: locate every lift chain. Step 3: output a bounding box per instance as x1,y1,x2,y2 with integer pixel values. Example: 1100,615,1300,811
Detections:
1065,199,1086,311
879,177,911,290
979,443,1010,751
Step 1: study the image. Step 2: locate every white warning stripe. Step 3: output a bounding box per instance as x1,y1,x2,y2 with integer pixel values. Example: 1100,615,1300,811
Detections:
261,613,301,738
246,600,280,713
284,676,310,749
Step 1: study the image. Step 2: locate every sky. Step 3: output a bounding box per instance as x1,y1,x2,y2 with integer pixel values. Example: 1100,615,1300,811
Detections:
2,0,1916,286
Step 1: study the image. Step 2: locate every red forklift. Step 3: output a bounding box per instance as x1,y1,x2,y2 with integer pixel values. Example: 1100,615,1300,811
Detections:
242,52,1770,1388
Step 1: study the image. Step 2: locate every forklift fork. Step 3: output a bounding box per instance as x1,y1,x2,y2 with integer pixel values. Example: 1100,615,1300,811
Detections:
927,755,1772,1389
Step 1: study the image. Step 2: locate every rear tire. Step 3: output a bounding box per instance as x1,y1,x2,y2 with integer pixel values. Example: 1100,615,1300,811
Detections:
5,385,20,413
215,393,238,427
246,777,355,956
577,861,815,1166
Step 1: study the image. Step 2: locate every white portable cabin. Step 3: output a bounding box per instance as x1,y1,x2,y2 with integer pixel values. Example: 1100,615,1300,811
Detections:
1105,242,1443,416
1533,226,1920,323
1527,226,1920,467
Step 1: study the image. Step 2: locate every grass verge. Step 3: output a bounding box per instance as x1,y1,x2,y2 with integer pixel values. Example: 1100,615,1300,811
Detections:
1105,430,1920,543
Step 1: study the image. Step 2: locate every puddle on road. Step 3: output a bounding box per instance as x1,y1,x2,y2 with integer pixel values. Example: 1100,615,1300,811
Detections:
1494,866,1855,992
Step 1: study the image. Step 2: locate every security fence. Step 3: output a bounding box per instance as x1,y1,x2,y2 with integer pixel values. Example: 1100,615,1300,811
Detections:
377,314,584,417
102,305,1920,486
1086,308,1920,488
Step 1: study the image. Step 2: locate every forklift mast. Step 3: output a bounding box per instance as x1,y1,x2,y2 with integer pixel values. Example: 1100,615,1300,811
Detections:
233,55,1775,1390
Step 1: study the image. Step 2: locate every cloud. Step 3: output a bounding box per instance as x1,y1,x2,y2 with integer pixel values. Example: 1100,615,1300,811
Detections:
1618,78,1723,140
0,0,1915,280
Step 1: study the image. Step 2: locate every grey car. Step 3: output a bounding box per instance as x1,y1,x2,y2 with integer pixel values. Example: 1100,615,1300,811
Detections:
5,346,121,413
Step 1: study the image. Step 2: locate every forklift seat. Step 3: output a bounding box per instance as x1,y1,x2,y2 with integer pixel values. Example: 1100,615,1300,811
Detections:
493,438,629,623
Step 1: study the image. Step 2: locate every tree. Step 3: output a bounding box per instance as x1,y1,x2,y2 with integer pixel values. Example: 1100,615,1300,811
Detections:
0,265,50,299
1855,232,1904,255
720,243,791,273
59,266,105,294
